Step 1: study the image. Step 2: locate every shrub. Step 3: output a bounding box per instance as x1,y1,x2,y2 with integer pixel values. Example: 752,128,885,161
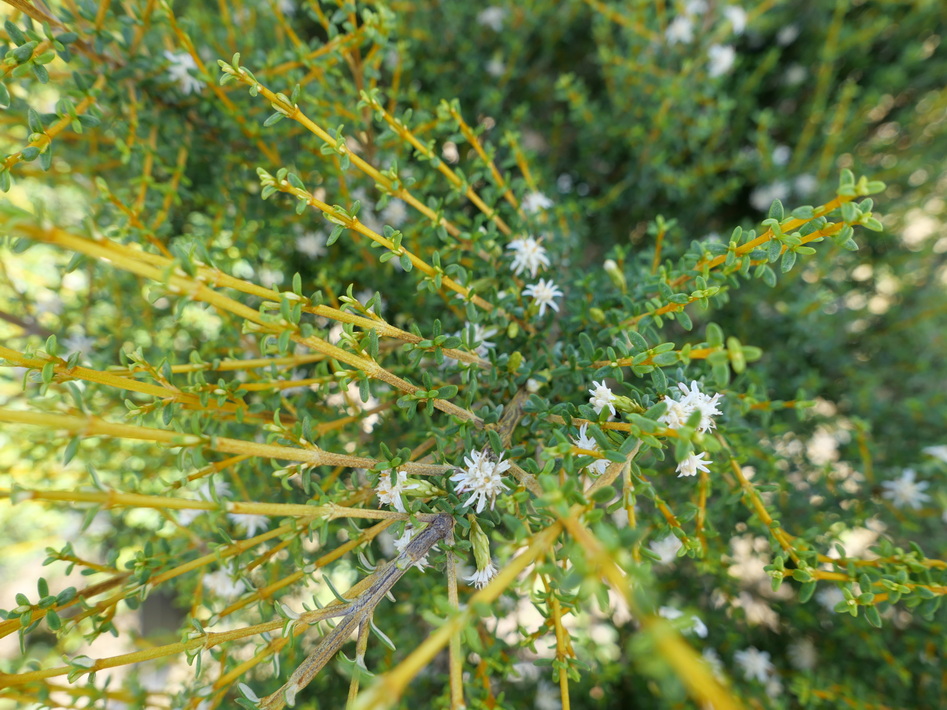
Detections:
0,2,944,709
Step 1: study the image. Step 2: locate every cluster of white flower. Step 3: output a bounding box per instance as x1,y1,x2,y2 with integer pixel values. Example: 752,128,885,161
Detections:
202,566,246,600
658,380,723,432
295,230,327,259
451,450,511,513
164,50,204,95
588,380,617,417
648,534,683,566
659,381,723,478
521,190,553,214
507,236,551,278
375,470,419,513
663,4,745,76
734,646,782,698
571,424,608,476
228,513,269,538
676,451,712,478
394,524,435,571
465,561,498,589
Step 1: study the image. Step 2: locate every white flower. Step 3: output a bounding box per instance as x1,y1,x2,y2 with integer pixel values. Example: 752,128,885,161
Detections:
794,174,818,196
881,468,930,510
750,181,790,212
734,646,774,683
922,445,947,463
787,637,817,671
381,199,408,227
665,15,694,45
507,235,551,278
163,50,204,95
466,323,499,358
772,144,791,166
202,567,246,600
296,231,327,258
658,606,708,638
526,378,542,393
707,44,736,77
394,524,435,570
685,0,708,14
816,585,845,612
676,451,712,478
648,535,682,566
277,0,296,14
723,6,747,34
522,191,553,214
62,330,96,355
376,470,419,513
777,24,800,45
534,681,561,710
477,7,506,31
486,58,506,77
522,279,563,317
658,380,723,433
572,424,608,475
258,267,283,289
465,561,498,589
228,513,269,537
179,479,233,526
451,450,511,513
588,380,617,417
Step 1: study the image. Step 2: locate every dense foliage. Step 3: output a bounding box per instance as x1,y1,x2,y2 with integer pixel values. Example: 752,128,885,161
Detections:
0,2,945,709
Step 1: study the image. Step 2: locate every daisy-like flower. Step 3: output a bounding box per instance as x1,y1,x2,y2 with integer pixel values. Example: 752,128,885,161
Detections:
228,513,269,538
665,15,694,45
376,470,419,513
451,450,511,513
507,235,551,278
202,567,246,600
163,50,204,95
649,535,683,566
658,380,723,433
522,191,553,214
707,44,737,77
394,524,435,570
880,468,930,510
676,451,712,478
522,279,563,317
734,646,774,683
572,424,608,475
588,380,617,417
465,561,498,589
296,231,327,258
